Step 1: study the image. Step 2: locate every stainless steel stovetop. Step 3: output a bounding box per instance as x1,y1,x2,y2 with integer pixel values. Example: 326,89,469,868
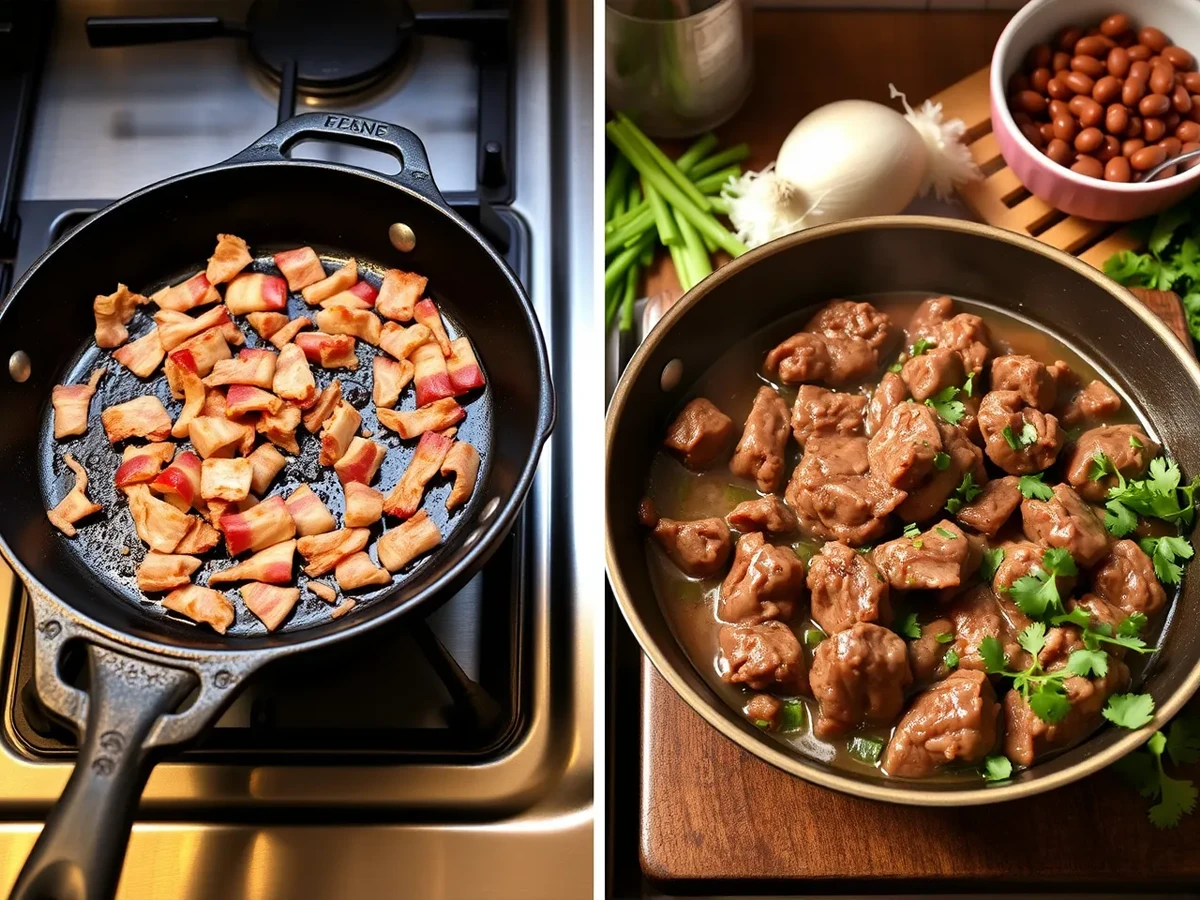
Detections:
0,2,595,898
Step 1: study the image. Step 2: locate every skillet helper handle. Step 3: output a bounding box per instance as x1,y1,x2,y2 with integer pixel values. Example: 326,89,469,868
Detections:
10,645,195,900
86,16,239,47
225,112,450,210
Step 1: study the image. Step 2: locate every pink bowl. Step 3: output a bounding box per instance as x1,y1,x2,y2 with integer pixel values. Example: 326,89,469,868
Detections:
991,0,1200,221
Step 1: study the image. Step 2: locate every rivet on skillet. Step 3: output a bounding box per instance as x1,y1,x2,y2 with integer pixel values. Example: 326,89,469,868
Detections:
37,620,62,640
213,670,234,689
8,350,31,382
660,358,683,392
388,222,416,252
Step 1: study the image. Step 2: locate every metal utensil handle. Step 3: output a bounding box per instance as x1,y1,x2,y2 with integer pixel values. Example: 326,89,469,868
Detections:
224,112,450,210
9,645,195,900
1138,148,1200,182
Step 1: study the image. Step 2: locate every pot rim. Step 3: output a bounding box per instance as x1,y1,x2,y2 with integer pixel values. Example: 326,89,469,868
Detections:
604,214,1200,805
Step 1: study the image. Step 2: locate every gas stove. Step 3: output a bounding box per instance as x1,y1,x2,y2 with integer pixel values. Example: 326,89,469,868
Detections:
0,2,594,897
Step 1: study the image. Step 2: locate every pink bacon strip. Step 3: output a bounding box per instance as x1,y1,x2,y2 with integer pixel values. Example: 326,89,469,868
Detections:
241,583,300,632
226,384,283,417
446,337,486,395
333,438,386,486
165,328,231,397
377,510,442,572
102,395,172,443
319,401,361,465
372,356,413,409
52,368,106,439
274,247,326,291
114,442,175,489
413,299,451,356
152,272,220,313
155,304,232,351
47,454,102,537
411,343,453,408
113,329,165,379
150,451,202,508
376,268,425,322
301,258,357,305
285,484,336,536
382,431,452,519
377,398,464,440
315,306,381,345
206,233,252,285
294,331,358,369
297,527,370,577
162,585,235,634
272,343,317,408
209,539,296,585
221,495,296,556
225,272,287,315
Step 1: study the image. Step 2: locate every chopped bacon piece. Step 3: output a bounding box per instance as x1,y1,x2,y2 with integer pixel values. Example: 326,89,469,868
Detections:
294,331,358,369
200,386,228,418
446,337,486,395
221,495,295,556
165,329,231,396
206,233,253,285
258,402,302,454
246,311,289,340
272,343,317,408
162,584,235,634
309,581,338,603
115,442,175,488
377,510,443,572
269,316,311,349
226,384,283,417
52,368,105,439
200,457,253,501
204,348,278,389
413,299,451,356
315,306,381,345
150,451,202,508
335,551,391,591
175,517,220,554
383,431,453,519
411,343,454,408
189,415,248,458
377,398,464,440
376,268,425,322
209,539,296,585
136,552,201,592
152,272,220,312
334,437,387,486
344,482,384,527
94,284,147,348
217,315,245,348
379,322,432,361
330,598,356,619
47,453,102,537
301,258,357,305
319,401,361,465
372,356,413,409
155,304,232,351
441,427,458,439
297,527,371,576
225,272,287,314
247,443,286,495
302,380,342,433
285,484,337,536
241,582,300,631
321,279,379,308
171,363,206,440
442,441,480,511
101,395,172,443
113,329,165,378
126,484,192,552
274,246,326,292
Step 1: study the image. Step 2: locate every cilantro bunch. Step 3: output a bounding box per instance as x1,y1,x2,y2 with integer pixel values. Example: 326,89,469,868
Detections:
1112,713,1200,828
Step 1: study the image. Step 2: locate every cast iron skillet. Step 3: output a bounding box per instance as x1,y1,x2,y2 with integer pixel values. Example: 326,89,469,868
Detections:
0,113,553,900
606,215,1200,806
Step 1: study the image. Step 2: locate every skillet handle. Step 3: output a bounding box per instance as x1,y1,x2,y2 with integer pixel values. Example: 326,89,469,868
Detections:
10,644,195,900
224,111,449,209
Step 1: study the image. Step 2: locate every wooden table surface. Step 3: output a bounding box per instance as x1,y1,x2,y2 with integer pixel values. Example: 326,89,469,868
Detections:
635,9,1200,889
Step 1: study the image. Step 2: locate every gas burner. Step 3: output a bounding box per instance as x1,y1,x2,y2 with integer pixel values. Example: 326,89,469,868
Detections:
246,0,413,98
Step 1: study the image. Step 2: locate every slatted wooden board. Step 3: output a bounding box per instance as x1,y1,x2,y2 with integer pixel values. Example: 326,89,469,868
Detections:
932,67,1145,269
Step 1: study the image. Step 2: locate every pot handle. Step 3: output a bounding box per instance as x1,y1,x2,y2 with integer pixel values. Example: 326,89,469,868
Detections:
224,111,449,209
9,644,195,900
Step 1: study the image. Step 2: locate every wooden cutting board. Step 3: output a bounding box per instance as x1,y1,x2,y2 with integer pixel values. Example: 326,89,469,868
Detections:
640,662,1200,889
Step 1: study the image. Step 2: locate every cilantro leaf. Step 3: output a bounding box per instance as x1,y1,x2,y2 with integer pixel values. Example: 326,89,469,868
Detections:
1017,621,1047,657
962,372,975,398
925,385,965,425
1104,693,1156,730
983,755,1012,781
979,547,1005,583
944,648,959,668
1042,548,1077,577
1018,473,1054,501
779,700,806,733
979,635,1007,673
888,359,903,374
1002,426,1020,450
1051,606,1093,628
1029,685,1071,723
1130,434,1144,449
1007,551,1073,619
945,472,982,514
935,631,954,644
1149,205,1191,257
1119,612,1148,638
910,337,934,357
1066,648,1109,678
1019,422,1038,445
1090,450,1114,481
1002,422,1038,451
896,610,921,640
1139,535,1195,585
1166,713,1200,766
933,451,951,471
1104,499,1139,537
1151,773,1199,828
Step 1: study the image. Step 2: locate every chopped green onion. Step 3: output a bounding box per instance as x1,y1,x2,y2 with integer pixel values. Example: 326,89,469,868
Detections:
687,143,750,179
644,179,680,247
615,112,712,211
848,736,885,764
693,166,742,195
803,627,827,649
674,133,719,174
779,700,806,733
605,154,632,221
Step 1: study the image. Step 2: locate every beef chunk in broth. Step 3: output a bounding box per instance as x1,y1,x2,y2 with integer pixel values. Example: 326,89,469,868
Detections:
992,540,1077,600
1063,379,1123,426
729,386,790,492
1091,538,1167,615
873,519,976,591
977,390,1064,475
896,422,986,523
805,299,895,353
991,354,1057,411
1021,483,1110,567
908,618,955,684
866,371,908,437
727,494,798,535
745,693,782,728
882,669,1000,778
718,620,809,694
652,517,732,579
790,385,866,446
785,435,905,546
905,295,955,346
765,332,878,386
867,402,943,492
806,540,892,634
718,532,805,623
945,584,1032,673
809,622,912,738
940,313,992,377
901,347,964,402
1062,424,1159,502
1004,658,1130,766
956,475,1021,536
663,398,735,471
